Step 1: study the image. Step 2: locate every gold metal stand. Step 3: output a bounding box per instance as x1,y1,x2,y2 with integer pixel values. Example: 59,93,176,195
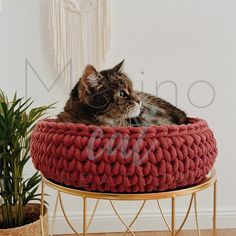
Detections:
40,169,217,236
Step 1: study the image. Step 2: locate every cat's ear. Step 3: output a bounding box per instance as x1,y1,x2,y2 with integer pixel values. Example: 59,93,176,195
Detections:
112,59,125,73
81,65,101,91
70,82,79,98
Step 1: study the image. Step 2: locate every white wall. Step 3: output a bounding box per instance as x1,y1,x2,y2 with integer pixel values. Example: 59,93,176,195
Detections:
0,0,236,233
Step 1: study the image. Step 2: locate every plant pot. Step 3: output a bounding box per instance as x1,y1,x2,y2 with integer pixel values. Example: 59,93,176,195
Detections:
0,203,48,236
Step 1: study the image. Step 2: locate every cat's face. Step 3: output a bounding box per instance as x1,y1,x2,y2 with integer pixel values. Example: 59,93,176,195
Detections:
71,61,141,122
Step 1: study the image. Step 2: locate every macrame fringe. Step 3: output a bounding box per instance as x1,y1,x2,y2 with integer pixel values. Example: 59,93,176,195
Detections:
49,0,111,83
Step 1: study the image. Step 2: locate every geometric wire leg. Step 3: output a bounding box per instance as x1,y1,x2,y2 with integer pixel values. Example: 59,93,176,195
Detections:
50,192,59,236
40,180,45,236
193,193,201,236
57,193,99,236
157,194,194,235
40,172,217,236
110,200,147,236
86,199,99,231
157,199,171,232
43,190,215,236
58,192,80,236
175,194,194,236
213,181,217,236
122,200,146,236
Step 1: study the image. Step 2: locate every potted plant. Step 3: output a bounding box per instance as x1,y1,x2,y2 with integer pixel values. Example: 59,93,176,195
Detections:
0,90,52,235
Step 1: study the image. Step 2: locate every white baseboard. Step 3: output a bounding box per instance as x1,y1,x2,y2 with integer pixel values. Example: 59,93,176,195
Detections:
49,208,236,235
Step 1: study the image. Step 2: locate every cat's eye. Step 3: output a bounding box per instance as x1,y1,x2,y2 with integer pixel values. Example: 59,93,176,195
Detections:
120,90,127,97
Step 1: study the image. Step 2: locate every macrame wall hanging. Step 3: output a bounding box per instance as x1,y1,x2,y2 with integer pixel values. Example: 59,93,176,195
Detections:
49,0,111,82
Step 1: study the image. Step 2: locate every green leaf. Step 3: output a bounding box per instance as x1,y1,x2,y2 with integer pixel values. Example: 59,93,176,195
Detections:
0,90,54,228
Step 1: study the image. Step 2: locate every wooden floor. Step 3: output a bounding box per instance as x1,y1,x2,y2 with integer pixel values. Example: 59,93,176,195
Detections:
58,229,236,236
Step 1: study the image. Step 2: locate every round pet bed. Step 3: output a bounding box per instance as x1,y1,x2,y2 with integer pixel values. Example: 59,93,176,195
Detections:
30,118,217,193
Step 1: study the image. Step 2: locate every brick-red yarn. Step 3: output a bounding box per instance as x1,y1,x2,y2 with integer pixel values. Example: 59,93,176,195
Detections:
30,118,217,193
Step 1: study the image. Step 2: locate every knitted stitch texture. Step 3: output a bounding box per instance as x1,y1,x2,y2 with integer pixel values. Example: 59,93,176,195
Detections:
30,118,217,193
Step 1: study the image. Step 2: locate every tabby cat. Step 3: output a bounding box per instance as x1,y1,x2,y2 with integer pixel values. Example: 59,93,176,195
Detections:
57,61,187,126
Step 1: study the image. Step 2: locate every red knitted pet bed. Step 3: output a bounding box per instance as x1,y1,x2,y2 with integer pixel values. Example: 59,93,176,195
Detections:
30,118,217,193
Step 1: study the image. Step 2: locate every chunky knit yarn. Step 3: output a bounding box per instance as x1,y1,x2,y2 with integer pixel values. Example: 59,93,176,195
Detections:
30,118,217,193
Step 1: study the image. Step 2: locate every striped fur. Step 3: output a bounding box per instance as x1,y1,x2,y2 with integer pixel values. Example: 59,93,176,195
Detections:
57,61,187,126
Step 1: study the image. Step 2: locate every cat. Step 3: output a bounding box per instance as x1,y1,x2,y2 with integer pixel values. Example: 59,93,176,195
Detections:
57,60,187,126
